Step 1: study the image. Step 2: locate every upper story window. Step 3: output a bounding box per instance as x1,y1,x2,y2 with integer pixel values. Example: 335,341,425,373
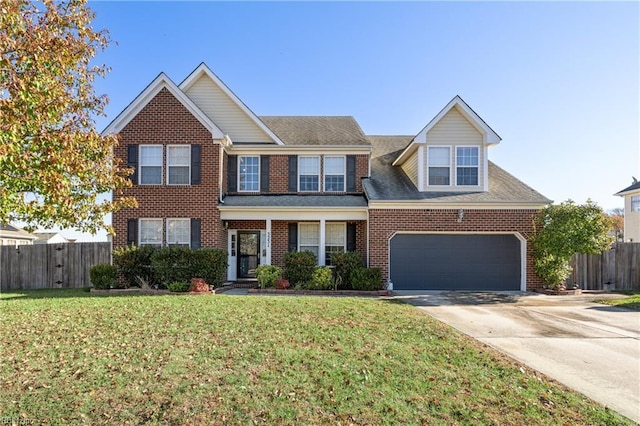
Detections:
456,147,479,186
631,195,640,212
428,147,450,186
299,156,320,192
167,218,190,247
324,156,345,192
139,218,163,246
239,156,260,191
167,146,191,185
140,145,162,185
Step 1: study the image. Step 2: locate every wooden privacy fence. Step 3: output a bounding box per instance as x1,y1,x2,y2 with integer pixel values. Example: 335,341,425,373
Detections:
0,242,111,291
567,242,640,290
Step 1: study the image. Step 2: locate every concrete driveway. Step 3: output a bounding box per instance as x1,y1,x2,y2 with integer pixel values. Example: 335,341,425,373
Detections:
394,291,640,423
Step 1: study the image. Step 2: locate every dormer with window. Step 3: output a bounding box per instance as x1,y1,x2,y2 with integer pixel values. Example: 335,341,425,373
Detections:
392,96,500,193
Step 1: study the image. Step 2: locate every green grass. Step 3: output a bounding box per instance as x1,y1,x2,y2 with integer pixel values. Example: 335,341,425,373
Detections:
0,289,632,425
596,291,640,311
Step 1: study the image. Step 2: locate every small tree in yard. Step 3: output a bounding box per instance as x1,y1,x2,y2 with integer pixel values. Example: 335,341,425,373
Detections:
531,200,614,289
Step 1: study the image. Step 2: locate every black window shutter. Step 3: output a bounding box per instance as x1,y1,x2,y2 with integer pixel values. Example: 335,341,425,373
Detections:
288,223,298,252
191,145,201,185
260,155,270,193
288,155,298,192
227,155,237,192
127,219,138,246
127,145,138,185
190,219,201,249
347,223,356,252
346,155,356,192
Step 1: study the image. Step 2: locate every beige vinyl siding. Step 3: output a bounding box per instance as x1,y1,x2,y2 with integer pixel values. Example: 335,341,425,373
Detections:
624,193,640,242
184,75,274,143
401,149,419,188
423,107,485,191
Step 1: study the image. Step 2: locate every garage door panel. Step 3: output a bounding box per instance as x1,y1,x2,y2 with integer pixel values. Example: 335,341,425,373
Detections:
390,234,520,291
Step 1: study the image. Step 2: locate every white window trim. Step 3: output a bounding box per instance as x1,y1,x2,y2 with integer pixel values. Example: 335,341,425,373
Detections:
166,145,191,186
139,145,163,186
631,195,640,212
323,156,346,192
298,222,320,257
166,218,191,247
298,156,321,192
139,218,163,246
325,222,347,266
427,145,452,186
238,155,260,192
454,145,480,187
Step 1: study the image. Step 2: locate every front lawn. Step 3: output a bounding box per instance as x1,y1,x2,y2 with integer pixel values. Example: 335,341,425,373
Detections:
0,289,631,425
596,290,640,311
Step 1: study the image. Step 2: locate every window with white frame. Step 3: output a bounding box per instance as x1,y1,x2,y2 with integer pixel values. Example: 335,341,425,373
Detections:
324,156,346,192
239,156,260,191
299,156,320,192
298,223,320,258
140,145,162,185
456,146,479,186
167,219,190,247
325,223,346,266
167,146,191,185
428,147,451,185
139,219,163,246
631,195,640,212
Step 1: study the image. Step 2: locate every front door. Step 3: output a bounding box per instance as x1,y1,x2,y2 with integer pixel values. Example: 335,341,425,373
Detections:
238,231,260,279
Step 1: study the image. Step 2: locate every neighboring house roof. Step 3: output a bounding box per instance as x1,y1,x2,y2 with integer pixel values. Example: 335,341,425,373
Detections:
364,135,551,205
221,194,368,208
615,180,640,196
102,72,225,138
33,232,70,244
259,116,371,146
0,224,37,241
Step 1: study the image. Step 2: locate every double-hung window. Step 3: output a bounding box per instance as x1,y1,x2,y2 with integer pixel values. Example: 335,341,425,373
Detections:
325,223,346,266
167,146,191,185
456,147,479,186
139,219,163,246
298,223,320,258
140,146,162,185
239,156,260,191
428,147,451,185
324,156,345,192
299,156,320,192
167,219,190,247
631,195,640,212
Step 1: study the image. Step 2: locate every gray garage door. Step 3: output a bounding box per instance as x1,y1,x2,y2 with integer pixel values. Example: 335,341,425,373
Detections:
390,234,521,291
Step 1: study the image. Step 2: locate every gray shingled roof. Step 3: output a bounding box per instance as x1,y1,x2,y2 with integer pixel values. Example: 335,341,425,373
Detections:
615,180,640,195
364,135,551,204
259,116,370,146
0,223,37,240
221,194,368,208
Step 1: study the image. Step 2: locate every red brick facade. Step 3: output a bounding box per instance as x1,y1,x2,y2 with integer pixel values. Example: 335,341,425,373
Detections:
368,208,543,290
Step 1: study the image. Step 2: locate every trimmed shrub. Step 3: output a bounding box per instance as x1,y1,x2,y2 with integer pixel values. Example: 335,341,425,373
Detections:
331,251,363,289
275,278,290,289
113,245,158,288
256,265,282,288
168,281,191,292
284,251,317,285
151,247,227,289
309,266,334,290
189,278,210,293
90,263,117,290
350,267,383,291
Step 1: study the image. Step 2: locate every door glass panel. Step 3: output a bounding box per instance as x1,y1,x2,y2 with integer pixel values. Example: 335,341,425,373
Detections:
238,232,259,278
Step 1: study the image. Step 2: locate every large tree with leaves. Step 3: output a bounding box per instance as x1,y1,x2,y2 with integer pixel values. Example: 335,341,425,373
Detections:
0,0,135,234
531,200,614,288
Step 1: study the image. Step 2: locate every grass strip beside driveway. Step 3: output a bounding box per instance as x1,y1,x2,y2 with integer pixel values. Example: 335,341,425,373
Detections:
0,289,632,425
595,291,640,311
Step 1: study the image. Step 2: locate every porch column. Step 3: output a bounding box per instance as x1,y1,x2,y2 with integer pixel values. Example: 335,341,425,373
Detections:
266,219,272,265
319,219,326,266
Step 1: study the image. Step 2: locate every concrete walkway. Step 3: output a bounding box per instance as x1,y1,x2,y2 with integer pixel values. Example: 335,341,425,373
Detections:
394,291,640,423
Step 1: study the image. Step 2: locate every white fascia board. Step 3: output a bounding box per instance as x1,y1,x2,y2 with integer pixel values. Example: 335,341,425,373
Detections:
226,145,372,155
179,63,285,146
218,207,368,221
102,73,224,138
391,142,420,167
367,200,548,210
614,187,640,197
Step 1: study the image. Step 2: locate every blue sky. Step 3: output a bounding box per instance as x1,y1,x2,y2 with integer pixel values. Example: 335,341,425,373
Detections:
65,1,639,241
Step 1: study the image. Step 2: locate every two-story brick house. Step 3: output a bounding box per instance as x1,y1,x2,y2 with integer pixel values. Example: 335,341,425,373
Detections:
106,63,550,291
